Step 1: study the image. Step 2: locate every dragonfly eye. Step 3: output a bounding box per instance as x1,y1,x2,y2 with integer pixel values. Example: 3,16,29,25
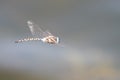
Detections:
56,37,60,43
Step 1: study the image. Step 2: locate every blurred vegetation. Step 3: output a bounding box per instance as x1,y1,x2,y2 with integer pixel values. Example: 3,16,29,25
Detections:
0,64,119,80
0,68,54,80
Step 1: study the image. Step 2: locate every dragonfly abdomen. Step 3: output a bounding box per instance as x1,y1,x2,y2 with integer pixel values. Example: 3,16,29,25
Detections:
15,38,41,43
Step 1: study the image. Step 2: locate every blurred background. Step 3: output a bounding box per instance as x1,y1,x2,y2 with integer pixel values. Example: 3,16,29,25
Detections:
0,0,120,80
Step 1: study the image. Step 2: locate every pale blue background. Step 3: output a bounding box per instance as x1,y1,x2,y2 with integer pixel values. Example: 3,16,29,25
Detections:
0,0,119,80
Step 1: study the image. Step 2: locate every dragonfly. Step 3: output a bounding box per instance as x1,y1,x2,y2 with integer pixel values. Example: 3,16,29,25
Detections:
15,21,60,45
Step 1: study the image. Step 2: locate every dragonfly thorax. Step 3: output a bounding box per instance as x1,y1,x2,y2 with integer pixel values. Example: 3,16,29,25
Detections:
41,36,59,44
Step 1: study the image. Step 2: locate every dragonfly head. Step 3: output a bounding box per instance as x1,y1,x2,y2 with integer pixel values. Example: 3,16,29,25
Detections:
56,37,60,44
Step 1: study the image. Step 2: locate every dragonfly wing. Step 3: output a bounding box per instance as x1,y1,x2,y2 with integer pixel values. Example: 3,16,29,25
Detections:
27,20,44,38
44,30,53,36
27,20,54,38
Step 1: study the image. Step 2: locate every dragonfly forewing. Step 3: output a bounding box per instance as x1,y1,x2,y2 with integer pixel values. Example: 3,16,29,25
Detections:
27,21,46,38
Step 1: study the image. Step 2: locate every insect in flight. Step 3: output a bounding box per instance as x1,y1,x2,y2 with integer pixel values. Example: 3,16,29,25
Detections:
15,20,61,45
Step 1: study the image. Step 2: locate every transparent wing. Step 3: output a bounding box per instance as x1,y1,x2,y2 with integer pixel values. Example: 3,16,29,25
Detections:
44,30,53,36
27,20,52,38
